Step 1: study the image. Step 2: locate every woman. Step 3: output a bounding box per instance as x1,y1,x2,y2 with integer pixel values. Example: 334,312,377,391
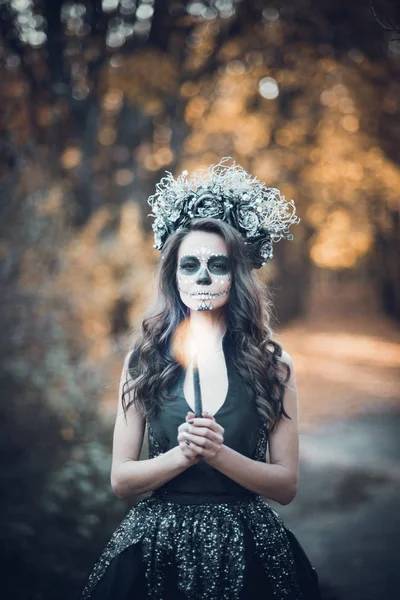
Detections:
81,159,321,599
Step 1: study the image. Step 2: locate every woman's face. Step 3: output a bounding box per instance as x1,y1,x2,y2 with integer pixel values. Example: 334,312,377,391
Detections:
176,231,232,312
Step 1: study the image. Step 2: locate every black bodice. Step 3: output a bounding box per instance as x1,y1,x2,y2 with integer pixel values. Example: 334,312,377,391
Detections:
147,331,268,498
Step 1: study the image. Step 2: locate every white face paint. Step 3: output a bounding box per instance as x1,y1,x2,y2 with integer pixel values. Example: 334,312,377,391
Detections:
176,231,232,312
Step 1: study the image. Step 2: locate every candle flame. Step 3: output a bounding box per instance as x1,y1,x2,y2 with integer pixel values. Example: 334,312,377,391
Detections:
172,318,225,368
172,319,193,368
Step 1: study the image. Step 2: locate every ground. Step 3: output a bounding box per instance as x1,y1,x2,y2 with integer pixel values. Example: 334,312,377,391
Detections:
271,279,400,600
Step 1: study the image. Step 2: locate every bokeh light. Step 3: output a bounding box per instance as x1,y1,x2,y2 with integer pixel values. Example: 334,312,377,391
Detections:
258,77,279,99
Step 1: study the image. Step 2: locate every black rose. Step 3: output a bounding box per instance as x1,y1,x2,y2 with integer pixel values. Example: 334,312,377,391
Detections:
244,235,273,269
152,217,170,250
172,194,197,229
191,191,226,220
230,202,260,238
258,237,273,262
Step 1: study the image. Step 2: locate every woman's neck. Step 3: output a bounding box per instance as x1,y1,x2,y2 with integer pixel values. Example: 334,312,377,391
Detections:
188,309,227,348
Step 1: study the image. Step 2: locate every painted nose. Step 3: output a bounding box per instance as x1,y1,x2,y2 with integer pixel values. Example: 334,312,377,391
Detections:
196,267,212,285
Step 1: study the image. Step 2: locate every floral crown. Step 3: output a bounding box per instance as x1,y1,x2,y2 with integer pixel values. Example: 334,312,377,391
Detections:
147,157,300,269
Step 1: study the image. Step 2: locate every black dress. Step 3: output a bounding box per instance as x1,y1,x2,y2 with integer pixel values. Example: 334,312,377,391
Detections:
81,332,321,599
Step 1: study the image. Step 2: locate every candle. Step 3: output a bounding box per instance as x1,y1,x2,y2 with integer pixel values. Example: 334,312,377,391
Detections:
192,355,203,418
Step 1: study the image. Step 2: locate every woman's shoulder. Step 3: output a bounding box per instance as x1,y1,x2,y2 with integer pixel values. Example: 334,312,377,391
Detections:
124,344,141,368
278,348,294,369
274,347,295,383
118,347,142,387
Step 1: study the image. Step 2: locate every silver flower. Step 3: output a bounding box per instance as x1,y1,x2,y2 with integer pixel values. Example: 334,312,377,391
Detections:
147,157,300,267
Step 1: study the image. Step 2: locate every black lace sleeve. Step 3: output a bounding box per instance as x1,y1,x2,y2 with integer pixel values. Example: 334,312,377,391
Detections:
147,421,166,459
251,424,268,462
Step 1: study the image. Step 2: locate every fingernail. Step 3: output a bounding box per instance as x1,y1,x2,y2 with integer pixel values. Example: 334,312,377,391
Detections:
185,440,190,445
188,419,194,424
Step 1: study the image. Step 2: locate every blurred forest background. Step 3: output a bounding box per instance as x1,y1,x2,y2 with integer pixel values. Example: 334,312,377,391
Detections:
0,1,399,598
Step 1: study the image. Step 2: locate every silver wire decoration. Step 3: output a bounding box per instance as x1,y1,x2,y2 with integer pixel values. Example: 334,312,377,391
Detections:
147,157,300,268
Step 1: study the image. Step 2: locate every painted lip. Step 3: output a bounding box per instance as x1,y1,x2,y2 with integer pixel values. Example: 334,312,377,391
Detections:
189,291,226,298
178,286,229,298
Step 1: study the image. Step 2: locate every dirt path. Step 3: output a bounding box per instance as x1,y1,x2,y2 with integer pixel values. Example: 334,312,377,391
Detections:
273,279,400,599
277,279,400,430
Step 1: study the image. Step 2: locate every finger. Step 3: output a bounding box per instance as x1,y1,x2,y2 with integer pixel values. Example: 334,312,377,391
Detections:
178,427,217,444
178,423,189,433
187,440,205,456
180,437,204,455
178,419,195,432
182,432,222,450
183,426,223,443
177,430,192,442
179,440,199,458
185,417,224,433
187,411,215,423
184,439,200,452
202,410,215,421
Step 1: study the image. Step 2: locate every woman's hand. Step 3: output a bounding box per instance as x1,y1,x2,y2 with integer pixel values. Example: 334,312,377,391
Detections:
180,410,224,461
177,416,202,465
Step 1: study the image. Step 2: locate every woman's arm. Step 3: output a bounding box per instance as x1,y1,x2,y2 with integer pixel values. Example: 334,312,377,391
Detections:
110,352,197,500
111,443,191,500
183,351,300,505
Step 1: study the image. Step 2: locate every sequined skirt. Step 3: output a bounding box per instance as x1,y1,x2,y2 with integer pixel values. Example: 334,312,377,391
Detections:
81,491,321,600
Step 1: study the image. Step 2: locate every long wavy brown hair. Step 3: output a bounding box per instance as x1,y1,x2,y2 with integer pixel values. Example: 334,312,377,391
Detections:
122,217,291,433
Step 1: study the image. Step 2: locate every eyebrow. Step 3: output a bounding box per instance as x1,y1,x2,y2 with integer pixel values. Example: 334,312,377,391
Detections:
179,255,200,262
179,253,229,259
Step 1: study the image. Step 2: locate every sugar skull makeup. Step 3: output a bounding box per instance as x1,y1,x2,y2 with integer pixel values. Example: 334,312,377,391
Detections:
176,235,232,312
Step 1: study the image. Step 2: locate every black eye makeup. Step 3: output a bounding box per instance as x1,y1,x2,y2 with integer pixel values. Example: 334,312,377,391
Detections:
178,254,231,276
207,255,230,275
179,257,201,274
